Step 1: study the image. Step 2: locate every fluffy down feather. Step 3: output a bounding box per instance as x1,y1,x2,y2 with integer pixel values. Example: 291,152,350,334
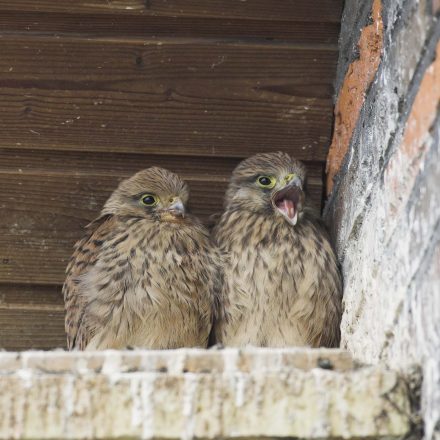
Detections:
63,167,223,350
213,152,342,347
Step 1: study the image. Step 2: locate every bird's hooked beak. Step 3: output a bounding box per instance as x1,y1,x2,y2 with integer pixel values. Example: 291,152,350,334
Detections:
271,182,304,226
163,197,185,218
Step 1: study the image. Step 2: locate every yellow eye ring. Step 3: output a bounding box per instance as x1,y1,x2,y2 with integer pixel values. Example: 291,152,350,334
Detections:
140,194,159,206
256,175,276,189
284,173,296,183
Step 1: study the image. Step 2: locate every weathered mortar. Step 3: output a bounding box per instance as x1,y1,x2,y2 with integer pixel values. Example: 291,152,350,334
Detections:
325,0,440,439
0,348,410,440
326,0,383,193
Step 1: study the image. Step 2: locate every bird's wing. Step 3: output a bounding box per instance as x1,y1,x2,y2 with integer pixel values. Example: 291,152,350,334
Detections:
63,214,115,350
304,211,343,348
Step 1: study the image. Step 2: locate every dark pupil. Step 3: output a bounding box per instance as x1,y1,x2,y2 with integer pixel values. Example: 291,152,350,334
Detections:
259,176,271,186
143,196,155,205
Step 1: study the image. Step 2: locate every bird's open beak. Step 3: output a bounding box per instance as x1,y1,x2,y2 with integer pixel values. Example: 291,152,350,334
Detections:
271,183,304,226
164,197,185,218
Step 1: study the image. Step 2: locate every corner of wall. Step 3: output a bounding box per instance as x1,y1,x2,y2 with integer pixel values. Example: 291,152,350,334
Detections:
325,1,440,438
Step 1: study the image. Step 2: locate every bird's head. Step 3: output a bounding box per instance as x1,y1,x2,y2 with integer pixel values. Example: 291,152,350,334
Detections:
225,151,306,226
102,167,189,223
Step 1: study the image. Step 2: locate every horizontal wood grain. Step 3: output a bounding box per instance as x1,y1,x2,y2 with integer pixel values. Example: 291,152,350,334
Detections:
0,149,325,180
0,234,80,286
0,172,230,231
0,36,335,160
0,0,343,22
0,36,335,159
0,282,64,351
0,90,332,160
0,11,340,43
0,0,338,350
1,210,326,285
0,149,324,212
0,36,337,84
0,158,323,285
0,284,63,308
0,307,66,350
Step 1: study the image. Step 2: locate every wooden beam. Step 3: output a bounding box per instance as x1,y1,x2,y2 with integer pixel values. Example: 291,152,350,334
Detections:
0,149,324,180
0,11,340,43
0,308,65,350
0,88,330,159
0,36,337,85
0,37,335,159
0,0,343,22
0,284,65,350
0,284,63,308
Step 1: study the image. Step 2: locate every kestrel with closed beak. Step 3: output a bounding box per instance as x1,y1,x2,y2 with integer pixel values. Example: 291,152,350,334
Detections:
63,167,223,350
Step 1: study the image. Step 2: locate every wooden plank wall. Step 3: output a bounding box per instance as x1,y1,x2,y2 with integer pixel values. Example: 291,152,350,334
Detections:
0,0,342,350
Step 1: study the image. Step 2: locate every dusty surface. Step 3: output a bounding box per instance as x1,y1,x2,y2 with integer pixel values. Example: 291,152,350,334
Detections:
326,0,440,438
0,348,410,440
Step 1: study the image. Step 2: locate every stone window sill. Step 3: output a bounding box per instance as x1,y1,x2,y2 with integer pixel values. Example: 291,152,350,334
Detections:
0,348,410,439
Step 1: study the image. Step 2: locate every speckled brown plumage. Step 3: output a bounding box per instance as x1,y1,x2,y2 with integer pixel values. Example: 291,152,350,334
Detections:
213,152,342,348
63,167,223,350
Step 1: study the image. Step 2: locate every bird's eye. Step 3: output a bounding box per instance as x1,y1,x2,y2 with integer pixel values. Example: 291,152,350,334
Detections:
256,175,276,189
140,194,159,206
285,173,296,183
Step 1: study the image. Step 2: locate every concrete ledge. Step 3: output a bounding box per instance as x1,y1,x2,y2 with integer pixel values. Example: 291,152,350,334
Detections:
0,348,410,439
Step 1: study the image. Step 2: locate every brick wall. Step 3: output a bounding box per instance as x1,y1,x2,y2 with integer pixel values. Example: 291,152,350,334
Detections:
325,1,440,439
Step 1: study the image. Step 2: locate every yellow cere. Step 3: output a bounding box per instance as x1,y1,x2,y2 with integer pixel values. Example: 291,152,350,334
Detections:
140,194,159,206
256,175,277,189
284,173,296,183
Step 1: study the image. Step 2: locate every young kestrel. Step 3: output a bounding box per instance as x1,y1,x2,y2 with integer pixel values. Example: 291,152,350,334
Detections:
213,152,342,347
63,167,222,350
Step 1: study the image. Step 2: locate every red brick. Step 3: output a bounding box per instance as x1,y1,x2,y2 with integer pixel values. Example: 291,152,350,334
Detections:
326,0,384,194
384,42,440,221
